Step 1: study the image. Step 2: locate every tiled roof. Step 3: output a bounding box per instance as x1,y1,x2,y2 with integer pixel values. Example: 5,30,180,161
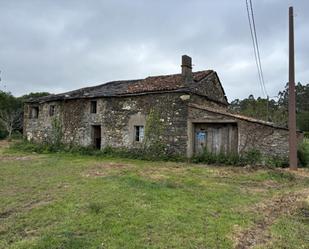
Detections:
27,70,221,103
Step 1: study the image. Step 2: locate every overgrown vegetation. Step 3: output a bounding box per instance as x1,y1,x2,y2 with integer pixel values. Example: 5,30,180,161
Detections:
49,117,64,149
10,139,185,162
298,139,309,167
191,148,290,167
143,109,167,157
12,138,303,168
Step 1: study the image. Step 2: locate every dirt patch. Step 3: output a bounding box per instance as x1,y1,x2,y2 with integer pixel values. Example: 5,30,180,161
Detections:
209,166,266,179
239,180,283,194
0,209,15,219
0,155,35,161
82,162,133,178
23,199,53,211
138,165,187,181
139,171,168,181
233,189,309,249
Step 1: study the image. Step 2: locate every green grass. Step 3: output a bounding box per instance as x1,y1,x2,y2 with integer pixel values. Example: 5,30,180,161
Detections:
0,141,309,249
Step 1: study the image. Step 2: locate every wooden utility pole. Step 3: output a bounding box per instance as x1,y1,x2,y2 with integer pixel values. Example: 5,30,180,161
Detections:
288,6,297,170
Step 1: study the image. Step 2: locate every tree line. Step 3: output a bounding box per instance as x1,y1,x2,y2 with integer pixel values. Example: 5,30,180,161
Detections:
229,82,309,132
0,82,308,139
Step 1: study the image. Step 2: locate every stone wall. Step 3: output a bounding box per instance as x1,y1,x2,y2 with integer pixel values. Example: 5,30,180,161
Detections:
24,92,190,155
187,106,300,158
190,72,228,105
24,92,299,159
189,94,228,110
23,101,63,142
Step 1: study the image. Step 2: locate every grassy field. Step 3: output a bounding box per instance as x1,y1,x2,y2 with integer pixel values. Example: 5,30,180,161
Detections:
0,140,309,249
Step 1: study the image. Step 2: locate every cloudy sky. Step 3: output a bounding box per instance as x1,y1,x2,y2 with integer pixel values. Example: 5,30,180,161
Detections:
0,0,308,101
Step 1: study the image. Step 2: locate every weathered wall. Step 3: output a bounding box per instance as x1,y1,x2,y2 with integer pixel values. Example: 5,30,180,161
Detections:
190,72,228,105
189,94,228,110
23,101,63,142
24,92,191,155
24,92,298,159
188,106,298,158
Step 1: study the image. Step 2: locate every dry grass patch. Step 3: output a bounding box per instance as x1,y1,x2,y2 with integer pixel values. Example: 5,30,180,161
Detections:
0,140,10,149
0,197,53,221
233,189,309,249
0,155,35,161
81,162,134,178
137,164,188,181
282,168,309,178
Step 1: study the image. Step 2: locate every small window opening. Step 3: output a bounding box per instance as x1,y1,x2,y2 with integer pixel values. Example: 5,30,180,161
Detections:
134,126,144,142
30,106,39,119
91,101,97,113
49,105,55,117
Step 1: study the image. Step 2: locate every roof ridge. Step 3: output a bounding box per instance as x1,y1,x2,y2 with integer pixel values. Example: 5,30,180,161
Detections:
52,70,214,96
144,69,214,79
26,69,216,103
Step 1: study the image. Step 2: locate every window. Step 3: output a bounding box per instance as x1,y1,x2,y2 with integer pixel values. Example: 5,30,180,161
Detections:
134,126,144,142
49,105,55,117
91,101,97,113
30,106,39,119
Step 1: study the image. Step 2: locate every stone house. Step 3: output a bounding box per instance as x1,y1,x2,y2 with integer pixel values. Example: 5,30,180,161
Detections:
24,55,298,158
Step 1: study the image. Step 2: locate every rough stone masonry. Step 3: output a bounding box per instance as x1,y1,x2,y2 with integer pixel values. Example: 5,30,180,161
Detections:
24,55,302,158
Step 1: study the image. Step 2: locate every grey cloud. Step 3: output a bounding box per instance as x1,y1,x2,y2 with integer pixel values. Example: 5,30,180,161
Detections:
0,0,308,101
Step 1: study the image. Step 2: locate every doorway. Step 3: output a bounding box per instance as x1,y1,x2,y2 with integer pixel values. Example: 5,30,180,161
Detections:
92,125,101,149
194,123,238,155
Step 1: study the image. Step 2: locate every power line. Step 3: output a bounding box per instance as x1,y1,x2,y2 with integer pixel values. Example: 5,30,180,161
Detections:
245,0,268,97
249,0,268,96
245,0,264,96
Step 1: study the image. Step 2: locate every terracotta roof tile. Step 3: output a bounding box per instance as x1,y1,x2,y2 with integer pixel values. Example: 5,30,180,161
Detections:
27,70,215,103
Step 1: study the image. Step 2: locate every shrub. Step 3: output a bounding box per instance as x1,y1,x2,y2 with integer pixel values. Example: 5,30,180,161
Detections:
265,155,289,168
298,141,309,167
11,140,45,153
12,139,295,169
243,149,262,165
0,130,8,140
11,139,185,162
191,149,246,166
192,148,266,166
10,131,23,140
266,170,296,182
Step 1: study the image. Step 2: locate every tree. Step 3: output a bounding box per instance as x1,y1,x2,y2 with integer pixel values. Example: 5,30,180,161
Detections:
277,82,309,131
18,92,50,103
0,91,50,139
0,91,22,138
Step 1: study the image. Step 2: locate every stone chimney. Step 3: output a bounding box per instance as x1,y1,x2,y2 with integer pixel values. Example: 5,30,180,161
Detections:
181,55,192,83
